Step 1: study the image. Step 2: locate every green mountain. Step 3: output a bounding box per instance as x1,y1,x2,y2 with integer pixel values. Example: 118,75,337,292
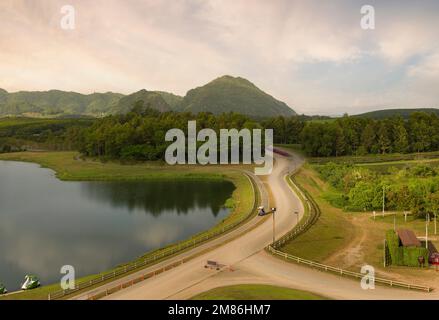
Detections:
111,90,172,114
0,90,122,116
0,75,296,118
154,91,183,111
355,108,439,119
180,76,296,117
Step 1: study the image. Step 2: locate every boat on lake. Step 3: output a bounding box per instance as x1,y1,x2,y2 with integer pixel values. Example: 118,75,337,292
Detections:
21,275,40,290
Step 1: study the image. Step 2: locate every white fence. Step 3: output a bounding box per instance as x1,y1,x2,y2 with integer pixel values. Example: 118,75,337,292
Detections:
268,246,431,292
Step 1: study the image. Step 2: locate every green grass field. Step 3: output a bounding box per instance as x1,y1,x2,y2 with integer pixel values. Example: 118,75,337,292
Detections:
309,151,439,165
191,284,327,300
0,151,256,300
278,155,439,289
0,116,93,129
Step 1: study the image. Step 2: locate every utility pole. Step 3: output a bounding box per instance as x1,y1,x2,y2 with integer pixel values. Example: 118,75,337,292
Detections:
382,186,385,217
435,213,437,235
294,210,299,225
426,213,430,249
272,207,277,244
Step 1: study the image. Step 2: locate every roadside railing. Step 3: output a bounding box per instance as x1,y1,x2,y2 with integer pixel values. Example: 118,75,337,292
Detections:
87,257,191,300
271,175,320,249
48,172,260,300
267,172,432,293
267,246,432,292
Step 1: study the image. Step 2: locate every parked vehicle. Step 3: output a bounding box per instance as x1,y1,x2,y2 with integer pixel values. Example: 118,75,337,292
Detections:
204,260,221,270
0,282,7,294
258,206,266,216
21,275,40,290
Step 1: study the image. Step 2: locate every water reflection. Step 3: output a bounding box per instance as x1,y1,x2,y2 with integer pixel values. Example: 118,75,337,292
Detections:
0,161,233,291
82,180,234,216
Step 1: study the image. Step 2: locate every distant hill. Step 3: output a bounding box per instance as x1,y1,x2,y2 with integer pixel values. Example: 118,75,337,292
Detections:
111,90,172,114
354,108,439,119
0,75,296,118
154,91,183,111
180,76,296,118
0,89,122,117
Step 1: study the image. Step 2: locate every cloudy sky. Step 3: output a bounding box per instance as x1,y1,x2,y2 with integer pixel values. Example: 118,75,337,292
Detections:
0,0,438,115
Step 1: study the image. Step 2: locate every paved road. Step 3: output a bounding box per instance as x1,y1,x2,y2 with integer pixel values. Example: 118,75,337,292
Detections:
81,151,437,300
71,167,271,300
103,152,308,300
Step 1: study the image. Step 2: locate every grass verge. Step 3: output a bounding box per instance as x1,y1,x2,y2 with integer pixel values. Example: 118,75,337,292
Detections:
190,284,327,300
279,165,355,262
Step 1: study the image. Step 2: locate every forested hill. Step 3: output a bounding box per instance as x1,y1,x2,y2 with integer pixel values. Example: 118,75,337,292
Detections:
0,89,178,117
0,90,123,117
110,90,173,114
0,75,296,118
180,76,296,118
354,108,439,119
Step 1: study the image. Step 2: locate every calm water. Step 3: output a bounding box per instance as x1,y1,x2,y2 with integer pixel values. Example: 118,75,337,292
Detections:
0,161,234,291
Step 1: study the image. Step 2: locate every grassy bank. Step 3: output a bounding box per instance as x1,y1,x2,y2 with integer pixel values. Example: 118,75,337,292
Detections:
0,151,256,300
280,165,356,262
191,284,326,300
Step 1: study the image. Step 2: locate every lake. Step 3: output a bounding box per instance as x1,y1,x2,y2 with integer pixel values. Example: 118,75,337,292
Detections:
0,161,234,291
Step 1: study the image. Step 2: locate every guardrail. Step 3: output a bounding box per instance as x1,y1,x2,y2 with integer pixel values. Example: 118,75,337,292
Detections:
87,257,191,300
267,173,432,293
48,172,260,300
271,175,320,249
267,246,432,292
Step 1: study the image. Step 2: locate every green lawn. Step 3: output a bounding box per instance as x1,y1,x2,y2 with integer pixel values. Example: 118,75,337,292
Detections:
0,151,256,300
191,284,326,300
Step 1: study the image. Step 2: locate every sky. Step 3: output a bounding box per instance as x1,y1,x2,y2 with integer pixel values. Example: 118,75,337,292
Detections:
0,0,438,115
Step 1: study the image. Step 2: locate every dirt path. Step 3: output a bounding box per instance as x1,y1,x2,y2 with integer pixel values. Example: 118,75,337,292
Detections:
323,215,367,269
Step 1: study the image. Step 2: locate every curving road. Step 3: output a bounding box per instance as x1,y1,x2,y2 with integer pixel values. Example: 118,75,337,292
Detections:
74,151,437,300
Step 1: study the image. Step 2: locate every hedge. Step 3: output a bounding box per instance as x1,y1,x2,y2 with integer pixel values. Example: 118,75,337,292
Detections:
385,230,429,267
386,230,403,265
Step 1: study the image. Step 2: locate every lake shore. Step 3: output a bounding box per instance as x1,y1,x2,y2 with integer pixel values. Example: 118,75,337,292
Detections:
0,151,257,300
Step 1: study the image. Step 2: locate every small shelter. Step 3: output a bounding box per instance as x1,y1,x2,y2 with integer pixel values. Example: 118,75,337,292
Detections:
397,229,421,247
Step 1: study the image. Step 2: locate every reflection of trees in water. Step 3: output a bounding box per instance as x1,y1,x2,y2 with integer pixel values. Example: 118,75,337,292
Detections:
81,180,235,217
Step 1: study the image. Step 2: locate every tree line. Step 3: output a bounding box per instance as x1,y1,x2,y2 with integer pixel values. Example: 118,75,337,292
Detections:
300,112,439,157
77,108,267,161
2,108,439,159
